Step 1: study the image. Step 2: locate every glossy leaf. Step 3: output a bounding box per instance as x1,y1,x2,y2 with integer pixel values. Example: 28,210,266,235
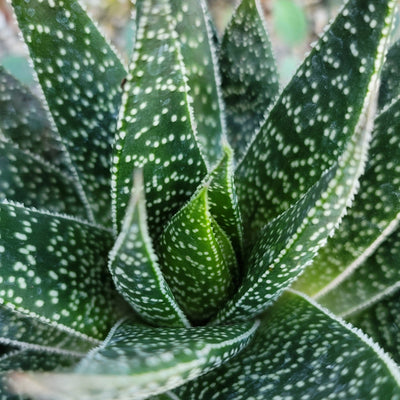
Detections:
11,0,127,226
170,0,225,167
10,318,259,400
176,291,400,399
348,288,400,364
219,0,279,159
295,91,400,297
0,66,68,173
108,171,190,328
159,186,236,323
0,201,115,339
0,139,85,218
379,39,400,109
235,0,396,244
112,0,207,236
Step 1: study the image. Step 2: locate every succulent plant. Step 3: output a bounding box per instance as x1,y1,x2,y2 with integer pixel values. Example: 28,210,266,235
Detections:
1,0,400,399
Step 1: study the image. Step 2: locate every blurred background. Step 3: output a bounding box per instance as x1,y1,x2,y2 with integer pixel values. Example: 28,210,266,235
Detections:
0,0,358,88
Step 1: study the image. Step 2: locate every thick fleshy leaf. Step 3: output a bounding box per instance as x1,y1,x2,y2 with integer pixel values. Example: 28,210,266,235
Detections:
170,0,225,167
348,288,400,364
11,0,127,226
379,39,400,109
112,0,207,236
235,0,396,244
316,228,400,318
0,139,85,218
108,172,190,328
219,0,279,159
0,66,67,173
295,93,400,297
0,305,97,356
9,318,259,400
214,62,378,324
207,144,243,265
159,186,236,323
0,201,115,339
176,291,400,399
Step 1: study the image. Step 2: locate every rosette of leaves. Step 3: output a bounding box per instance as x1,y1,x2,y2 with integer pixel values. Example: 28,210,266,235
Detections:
1,0,400,399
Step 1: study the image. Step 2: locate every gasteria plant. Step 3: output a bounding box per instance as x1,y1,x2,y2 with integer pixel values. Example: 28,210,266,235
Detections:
1,0,400,398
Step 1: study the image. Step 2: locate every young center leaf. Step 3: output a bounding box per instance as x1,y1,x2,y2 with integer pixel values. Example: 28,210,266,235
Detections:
108,171,190,328
9,318,259,400
235,0,396,245
112,0,207,236
175,291,400,400
219,0,279,159
11,0,127,226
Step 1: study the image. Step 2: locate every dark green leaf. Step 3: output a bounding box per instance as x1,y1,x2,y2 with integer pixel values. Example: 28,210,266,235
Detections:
10,318,259,400
176,291,400,399
235,0,396,245
0,139,85,218
0,201,115,339
112,0,207,237
108,171,190,328
295,92,400,297
220,0,279,159
170,0,225,167
379,39,400,109
159,186,236,323
348,288,400,364
11,0,127,226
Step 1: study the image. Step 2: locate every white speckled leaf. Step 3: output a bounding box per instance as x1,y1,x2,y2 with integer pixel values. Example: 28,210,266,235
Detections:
379,39,400,109
219,0,279,159
159,186,236,324
316,228,400,318
214,66,378,323
11,0,127,227
235,0,396,245
295,94,400,298
170,0,225,167
0,201,115,340
207,144,243,266
348,288,400,364
112,0,207,237
9,318,259,400
108,172,190,328
0,67,68,173
175,291,400,400
0,139,85,218
0,305,97,356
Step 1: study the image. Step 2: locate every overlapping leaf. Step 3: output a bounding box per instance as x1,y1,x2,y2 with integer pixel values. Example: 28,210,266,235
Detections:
108,172,190,328
176,292,400,399
379,39,400,109
112,0,207,236
159,185,236,324
0,201,115,339
11,0,127,226
10,319,259,400
235,0,396,244
170,0,225,167
0,139,85,218
219,0,279,159
295,88,400,297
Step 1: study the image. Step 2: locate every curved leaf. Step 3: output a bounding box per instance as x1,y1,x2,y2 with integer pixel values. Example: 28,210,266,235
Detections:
176,291,400,399
11,0,127,226
0,139,85,218
159,186,236,324
219,0,279,159
108,171,190,328
235,0,396,245
112,0,207,236
9,318,259,400
0,201,115,339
